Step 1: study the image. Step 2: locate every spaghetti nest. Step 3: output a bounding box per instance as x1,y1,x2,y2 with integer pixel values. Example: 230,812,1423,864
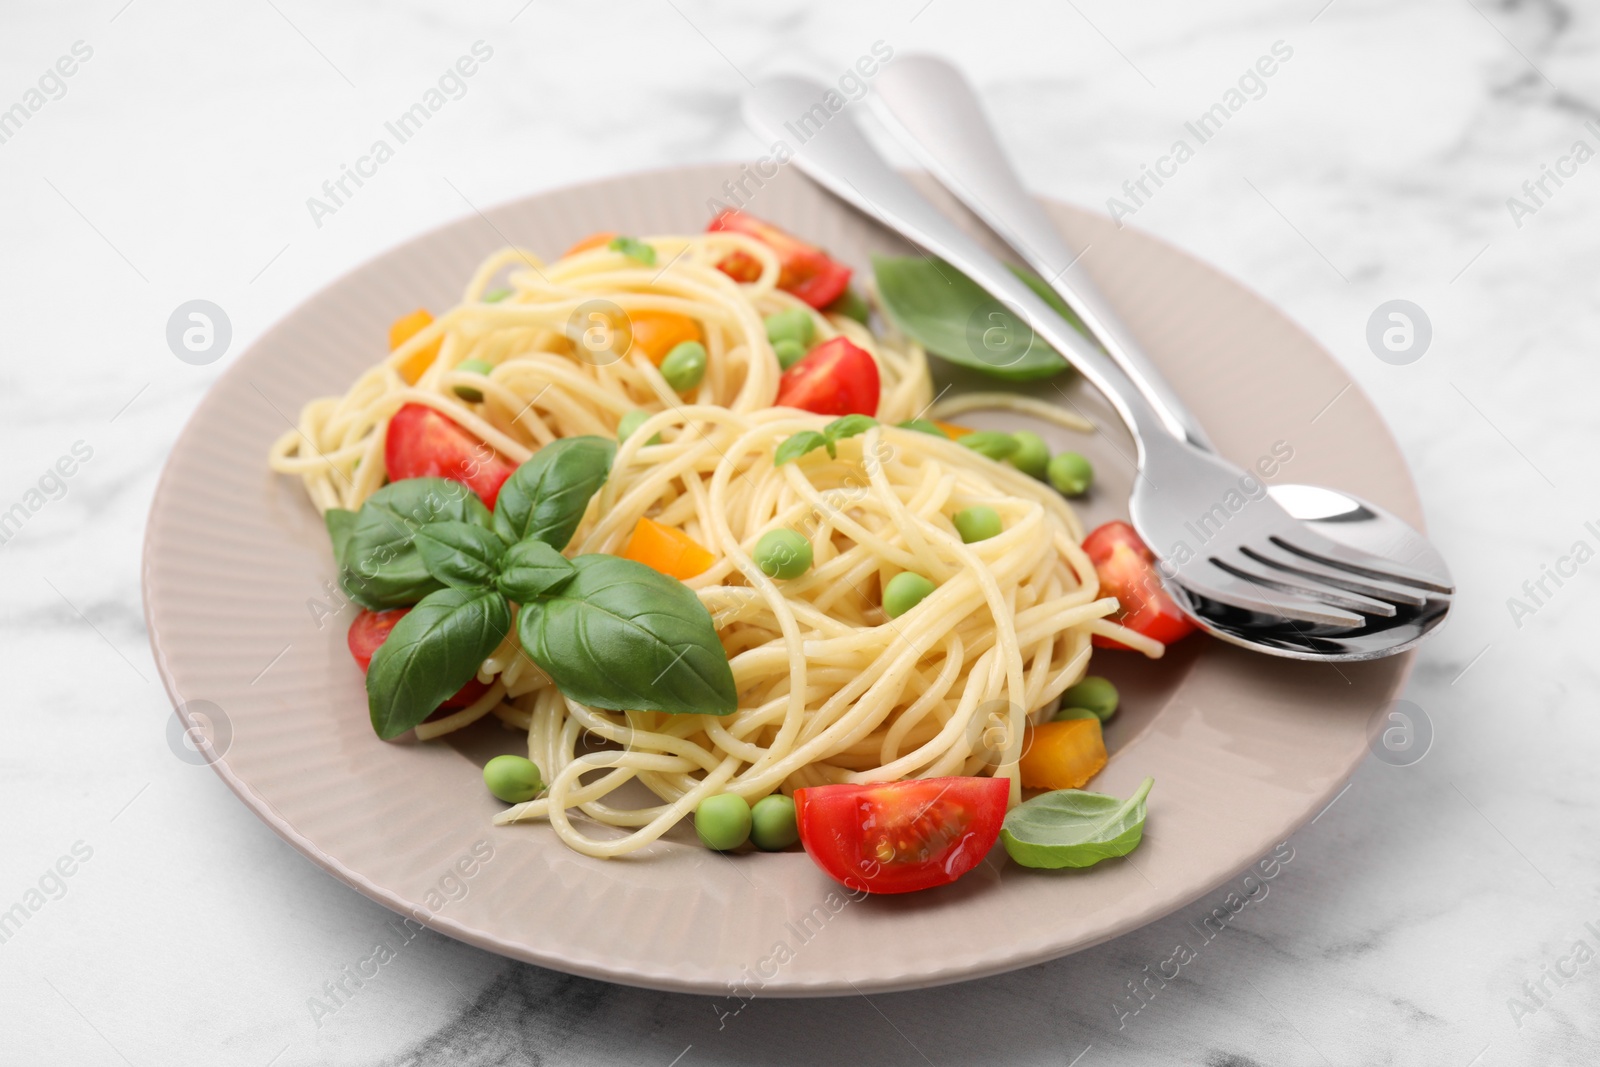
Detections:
269,232,1158,859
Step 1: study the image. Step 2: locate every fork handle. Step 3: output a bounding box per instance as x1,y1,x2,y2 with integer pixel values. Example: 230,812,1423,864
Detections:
871,55,1216,452
742,78,1172,455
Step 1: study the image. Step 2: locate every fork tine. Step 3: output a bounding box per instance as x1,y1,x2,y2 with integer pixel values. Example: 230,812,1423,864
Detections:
1239,543,1430,608
1176,560,1366,630
1209,555,1397,618
1269,533,1454,594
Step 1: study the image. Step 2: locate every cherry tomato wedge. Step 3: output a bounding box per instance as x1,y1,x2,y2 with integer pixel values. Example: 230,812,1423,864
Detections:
794,776,1008,894
346,609,489,708
1081,521,1196,650
384,403,515,510
774,336,880,418
707,210,852,309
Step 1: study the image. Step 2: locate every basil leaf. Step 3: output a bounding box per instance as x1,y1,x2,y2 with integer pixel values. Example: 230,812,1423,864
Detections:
518,555,736,716
1008,263,1093,339
366,587,511,740
414,521,506,590
492,436,616,550
824,414,877,442
496,539,577,603
872,255,1069,381
608,235,657,266
342,478,493,609
324,508,357,566
1001,777,1154,869
774,430,830,466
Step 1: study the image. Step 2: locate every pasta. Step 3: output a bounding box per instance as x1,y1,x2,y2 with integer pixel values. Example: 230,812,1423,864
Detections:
269,229,1161,860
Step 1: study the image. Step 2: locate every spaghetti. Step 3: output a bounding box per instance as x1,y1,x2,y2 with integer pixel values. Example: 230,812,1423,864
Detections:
269,231,1160,859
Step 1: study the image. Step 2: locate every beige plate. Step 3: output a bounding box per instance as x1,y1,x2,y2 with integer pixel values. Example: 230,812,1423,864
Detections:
142,164,1416,996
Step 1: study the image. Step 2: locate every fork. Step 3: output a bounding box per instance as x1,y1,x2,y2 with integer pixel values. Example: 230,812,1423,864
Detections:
741,74,1452,646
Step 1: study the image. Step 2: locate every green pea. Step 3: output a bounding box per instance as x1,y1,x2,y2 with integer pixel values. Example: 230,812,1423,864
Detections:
1047,451,1094,496
773,338,807,370
958,431,1019,461
1053,706,1100,722
482,754,544,804
826,286,870,324
617,409,661,446
695,792,752,851
452,358,495,402
754,528,812,579
953,505,1002,544
883,571,936,618
483,287,512,303
764,308,815,349
1061,676,1118,721
660,341,707,392
1008,431,1050,479
897,418,946,438
749,794,799,851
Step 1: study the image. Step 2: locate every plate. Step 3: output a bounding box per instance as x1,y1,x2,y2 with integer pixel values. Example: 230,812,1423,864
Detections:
142,164,1417,995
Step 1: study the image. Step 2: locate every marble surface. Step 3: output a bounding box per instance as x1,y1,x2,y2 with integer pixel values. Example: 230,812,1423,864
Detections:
2,0,1597,1063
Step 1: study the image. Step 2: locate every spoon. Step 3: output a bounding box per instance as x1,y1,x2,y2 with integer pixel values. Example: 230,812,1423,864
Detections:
743,73,1452,662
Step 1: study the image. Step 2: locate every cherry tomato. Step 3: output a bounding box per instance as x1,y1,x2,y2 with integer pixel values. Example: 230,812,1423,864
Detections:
794,777,1008,894
347,609,489,709
774,337,880,418
384,403,515,510
707,211,852,309
1081,521,1196,650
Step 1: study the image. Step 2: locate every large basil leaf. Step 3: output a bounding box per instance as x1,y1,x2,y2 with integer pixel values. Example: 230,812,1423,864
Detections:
1001,777,1154,869
1008,263,1093,338
341,479,492,609
324,508,357,567
496,539,577,603
414,521,506,590
872,255,1075,382
492,436,615,550
366,587,511,739
517,554,735,716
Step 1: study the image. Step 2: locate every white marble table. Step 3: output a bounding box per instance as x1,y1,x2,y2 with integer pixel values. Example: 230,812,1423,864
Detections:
3,1,1596,1064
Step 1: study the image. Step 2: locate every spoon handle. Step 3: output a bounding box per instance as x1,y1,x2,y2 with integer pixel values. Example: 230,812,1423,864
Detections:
742,77,1172,454
871,55,1215,452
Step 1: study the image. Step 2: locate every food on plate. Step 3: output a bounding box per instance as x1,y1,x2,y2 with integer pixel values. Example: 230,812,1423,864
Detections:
1047,451,1094,497
268,213,1192,885
1001,777,1154,870
795,777,1008,894
1017,716,1107,791
1082,522,1197,650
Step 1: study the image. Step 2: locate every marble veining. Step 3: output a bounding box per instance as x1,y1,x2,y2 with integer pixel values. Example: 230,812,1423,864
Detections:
2,0,1598,1064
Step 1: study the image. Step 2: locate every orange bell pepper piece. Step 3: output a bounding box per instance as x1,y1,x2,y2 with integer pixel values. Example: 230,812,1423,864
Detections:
622,517,714,580
563,231,619,257
1017,717,1107,791
389,308,442,384
627,310,703,367
932,419,974,440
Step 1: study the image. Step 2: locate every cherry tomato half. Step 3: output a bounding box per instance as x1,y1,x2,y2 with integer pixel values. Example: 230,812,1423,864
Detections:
347,609,489,709
794,776,1008,894
707,210,852,309
384,403,515,510
1081,521,1196,650
774,336,880,418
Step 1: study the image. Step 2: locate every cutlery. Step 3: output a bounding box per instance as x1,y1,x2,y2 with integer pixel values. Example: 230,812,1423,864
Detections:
742,74,1452,661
